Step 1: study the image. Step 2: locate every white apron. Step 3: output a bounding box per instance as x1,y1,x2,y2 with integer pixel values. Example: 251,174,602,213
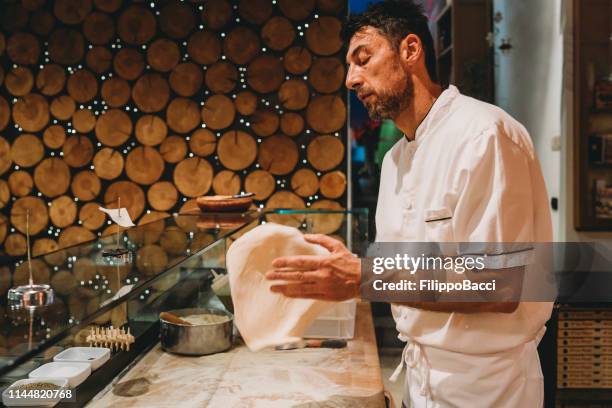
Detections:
391,327,546,408
376,86,553,408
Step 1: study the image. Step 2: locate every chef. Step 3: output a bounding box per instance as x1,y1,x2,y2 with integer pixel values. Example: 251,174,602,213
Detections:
265,0,552,407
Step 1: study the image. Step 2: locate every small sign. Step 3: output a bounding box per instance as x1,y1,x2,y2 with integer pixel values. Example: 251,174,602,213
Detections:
98,207,135,228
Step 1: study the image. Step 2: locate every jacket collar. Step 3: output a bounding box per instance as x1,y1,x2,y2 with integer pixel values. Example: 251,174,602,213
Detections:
413,85,459,146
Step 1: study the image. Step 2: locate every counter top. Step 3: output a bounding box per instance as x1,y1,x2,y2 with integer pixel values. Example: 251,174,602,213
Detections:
88,302,386,408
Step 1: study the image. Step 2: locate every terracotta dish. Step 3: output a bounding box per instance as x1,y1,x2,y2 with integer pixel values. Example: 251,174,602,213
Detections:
196,194,253,212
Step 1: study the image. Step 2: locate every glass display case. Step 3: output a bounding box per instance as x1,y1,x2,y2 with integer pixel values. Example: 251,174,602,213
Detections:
0,208,368,406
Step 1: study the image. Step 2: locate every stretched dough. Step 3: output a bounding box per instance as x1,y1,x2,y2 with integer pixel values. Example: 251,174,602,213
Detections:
227,223,333,351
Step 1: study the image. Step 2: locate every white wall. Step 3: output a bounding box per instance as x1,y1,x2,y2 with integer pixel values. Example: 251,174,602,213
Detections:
493,0,563,240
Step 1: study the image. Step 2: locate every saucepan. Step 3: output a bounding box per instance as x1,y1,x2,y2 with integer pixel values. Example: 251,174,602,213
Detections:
159,308,233,356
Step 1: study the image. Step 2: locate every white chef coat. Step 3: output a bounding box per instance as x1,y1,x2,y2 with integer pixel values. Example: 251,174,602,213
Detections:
375,85,553,408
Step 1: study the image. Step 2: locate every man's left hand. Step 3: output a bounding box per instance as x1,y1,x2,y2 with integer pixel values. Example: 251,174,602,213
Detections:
265,234,361,301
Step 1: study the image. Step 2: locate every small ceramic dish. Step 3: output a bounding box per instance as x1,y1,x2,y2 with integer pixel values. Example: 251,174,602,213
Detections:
196,194,253,212
29,361,91,388
53,347,110,371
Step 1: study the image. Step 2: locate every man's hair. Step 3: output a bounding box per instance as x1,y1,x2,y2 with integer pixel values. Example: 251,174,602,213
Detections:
343,0,438,83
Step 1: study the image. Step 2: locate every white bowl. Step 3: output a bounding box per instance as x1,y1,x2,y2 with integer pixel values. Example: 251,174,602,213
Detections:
29,362,91,388
53,347,110,371
2,378,68,407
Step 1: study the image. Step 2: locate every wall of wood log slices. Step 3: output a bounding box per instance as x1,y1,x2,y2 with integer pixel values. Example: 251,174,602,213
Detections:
0,0,349,270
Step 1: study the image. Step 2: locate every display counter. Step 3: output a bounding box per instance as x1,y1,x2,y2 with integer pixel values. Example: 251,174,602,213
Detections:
0,208,374,407
88,301,384,408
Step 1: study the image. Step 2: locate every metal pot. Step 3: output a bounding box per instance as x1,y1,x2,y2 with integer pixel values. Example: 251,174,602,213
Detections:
160,308,233,356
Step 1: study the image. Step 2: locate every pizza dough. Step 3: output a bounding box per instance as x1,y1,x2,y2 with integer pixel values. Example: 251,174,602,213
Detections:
226,223,333,351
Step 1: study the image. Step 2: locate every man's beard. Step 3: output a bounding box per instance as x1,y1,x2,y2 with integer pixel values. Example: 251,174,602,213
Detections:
362,76,413,121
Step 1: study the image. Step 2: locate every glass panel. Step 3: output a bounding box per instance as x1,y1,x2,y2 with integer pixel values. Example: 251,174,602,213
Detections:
0,210,260,376
261,208,369,255
0,208,368,390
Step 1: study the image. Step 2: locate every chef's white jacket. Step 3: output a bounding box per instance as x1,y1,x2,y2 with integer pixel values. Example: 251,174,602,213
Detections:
376,85,553,407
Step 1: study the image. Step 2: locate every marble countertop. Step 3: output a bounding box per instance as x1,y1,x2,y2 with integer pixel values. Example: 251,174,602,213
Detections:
88,302,386,408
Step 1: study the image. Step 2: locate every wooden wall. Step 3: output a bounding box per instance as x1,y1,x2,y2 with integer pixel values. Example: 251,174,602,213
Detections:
0,0,348,257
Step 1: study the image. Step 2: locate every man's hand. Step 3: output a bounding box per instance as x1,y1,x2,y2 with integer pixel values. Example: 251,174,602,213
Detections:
265,234,361,301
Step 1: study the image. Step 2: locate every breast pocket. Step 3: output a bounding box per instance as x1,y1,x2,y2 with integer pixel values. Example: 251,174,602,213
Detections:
424,207,454,242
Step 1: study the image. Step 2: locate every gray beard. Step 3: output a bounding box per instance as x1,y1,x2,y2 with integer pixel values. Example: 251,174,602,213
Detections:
364,77,414,121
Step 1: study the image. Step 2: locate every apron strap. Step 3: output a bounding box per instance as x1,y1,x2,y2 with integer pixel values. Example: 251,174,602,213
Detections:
534,325,547,345
389,335,431,398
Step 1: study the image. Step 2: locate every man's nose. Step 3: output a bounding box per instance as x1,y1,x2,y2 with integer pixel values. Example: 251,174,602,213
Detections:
345,66,362,90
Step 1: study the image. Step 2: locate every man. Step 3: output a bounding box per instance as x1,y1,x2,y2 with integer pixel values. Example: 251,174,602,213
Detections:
266,1,552,406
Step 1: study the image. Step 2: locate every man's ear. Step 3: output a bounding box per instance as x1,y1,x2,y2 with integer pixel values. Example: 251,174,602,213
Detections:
399,33,422,67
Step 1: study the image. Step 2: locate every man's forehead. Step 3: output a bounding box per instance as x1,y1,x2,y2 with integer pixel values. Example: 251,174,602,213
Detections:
347,27,388,56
